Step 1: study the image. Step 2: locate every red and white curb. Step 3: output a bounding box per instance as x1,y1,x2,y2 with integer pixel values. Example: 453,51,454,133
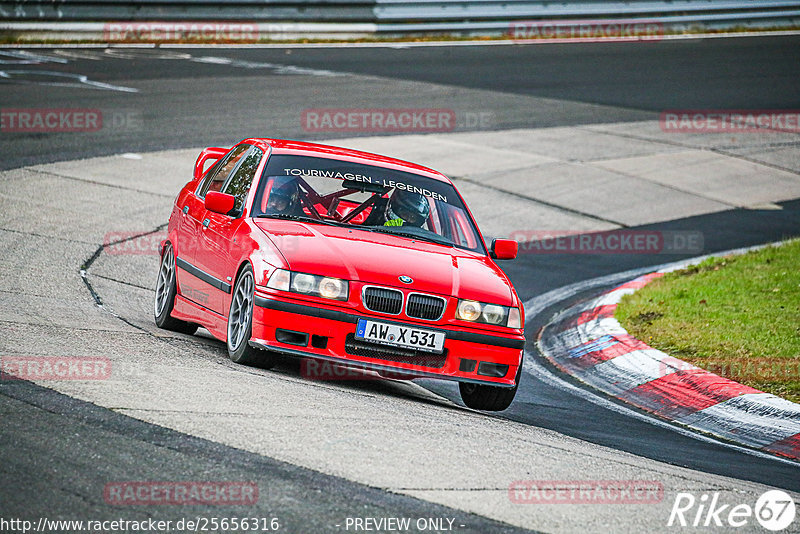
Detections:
538,271,800,462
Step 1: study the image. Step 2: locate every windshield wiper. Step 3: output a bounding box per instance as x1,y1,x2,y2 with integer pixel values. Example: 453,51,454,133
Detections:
370,226,454,247
257,214,454,246
255,213,344,227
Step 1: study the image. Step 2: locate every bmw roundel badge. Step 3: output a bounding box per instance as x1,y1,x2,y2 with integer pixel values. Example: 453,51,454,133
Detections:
399,275,413,284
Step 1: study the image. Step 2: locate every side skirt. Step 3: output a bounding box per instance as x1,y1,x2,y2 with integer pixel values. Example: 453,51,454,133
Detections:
172,295,228,342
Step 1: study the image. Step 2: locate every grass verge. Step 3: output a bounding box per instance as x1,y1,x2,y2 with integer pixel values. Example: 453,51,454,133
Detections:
616,239,800,403
2,26,799,45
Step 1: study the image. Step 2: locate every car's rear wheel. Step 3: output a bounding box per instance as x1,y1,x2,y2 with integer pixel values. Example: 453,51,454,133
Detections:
227,265,277,369
154,244,198,335
459,363,522,411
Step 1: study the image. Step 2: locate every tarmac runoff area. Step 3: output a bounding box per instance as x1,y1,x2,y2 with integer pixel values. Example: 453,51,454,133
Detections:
1,121,799,532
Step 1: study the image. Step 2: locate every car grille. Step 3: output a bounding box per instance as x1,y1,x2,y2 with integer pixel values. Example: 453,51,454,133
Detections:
344,334,447,368
362,286,447,320
362,286,403,314
406,293,446,320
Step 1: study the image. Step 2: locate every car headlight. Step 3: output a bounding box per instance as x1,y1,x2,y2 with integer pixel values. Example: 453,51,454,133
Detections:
456,300,482,321
318,277,345,299
482,304,506,325
267,269,348,301
292,273,316,294
266,269,290,291
455,299,522,328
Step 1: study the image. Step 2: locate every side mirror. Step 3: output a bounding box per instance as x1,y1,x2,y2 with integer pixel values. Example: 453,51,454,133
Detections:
491,239,518,260
205,191,235,215
194,147,227,181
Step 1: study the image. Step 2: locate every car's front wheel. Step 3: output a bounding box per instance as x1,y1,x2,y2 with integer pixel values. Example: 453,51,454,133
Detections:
227,265,277,369
154,243,198,335
459,364,522,411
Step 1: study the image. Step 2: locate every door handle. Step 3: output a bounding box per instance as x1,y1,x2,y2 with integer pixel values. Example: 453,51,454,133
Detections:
202,218,210,228
182,206,189,214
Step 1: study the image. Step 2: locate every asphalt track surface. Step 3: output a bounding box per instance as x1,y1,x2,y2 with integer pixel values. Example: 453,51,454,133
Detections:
2,35,799,170
1,35,800,530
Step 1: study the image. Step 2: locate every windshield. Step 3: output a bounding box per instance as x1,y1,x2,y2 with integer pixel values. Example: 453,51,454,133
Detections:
251,154,485,253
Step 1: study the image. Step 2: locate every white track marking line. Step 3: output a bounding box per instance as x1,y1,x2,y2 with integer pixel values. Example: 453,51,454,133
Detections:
0,69,138,92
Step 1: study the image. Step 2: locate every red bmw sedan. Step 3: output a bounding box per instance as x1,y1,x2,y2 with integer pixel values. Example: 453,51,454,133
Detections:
155,138,525,410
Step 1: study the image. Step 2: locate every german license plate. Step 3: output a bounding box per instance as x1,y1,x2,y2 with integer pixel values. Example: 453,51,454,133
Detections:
356,319,445,354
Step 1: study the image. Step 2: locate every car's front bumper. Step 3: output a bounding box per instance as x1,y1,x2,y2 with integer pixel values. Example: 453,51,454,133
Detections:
251,292,525,387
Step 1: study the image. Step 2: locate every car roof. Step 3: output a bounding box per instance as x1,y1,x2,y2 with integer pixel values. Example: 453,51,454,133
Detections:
242,138,453,184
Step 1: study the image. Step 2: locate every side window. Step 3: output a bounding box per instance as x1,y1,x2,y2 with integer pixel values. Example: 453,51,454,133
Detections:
222,146,263,213
197,144,250,198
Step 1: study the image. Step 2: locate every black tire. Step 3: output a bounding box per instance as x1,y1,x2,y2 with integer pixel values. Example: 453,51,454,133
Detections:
227,265,278,369
459,362,522,411
154,243,198,335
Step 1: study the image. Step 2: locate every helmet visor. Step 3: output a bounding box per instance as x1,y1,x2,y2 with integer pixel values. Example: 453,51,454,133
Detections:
392,203,427,227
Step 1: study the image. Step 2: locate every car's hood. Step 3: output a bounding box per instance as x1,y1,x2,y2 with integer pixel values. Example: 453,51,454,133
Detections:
254,220,513,304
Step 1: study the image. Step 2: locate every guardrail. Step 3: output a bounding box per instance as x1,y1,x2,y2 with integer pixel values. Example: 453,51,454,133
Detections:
0,1,375,22
1,0,799,40
375,0,800,21
2,0,800,22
